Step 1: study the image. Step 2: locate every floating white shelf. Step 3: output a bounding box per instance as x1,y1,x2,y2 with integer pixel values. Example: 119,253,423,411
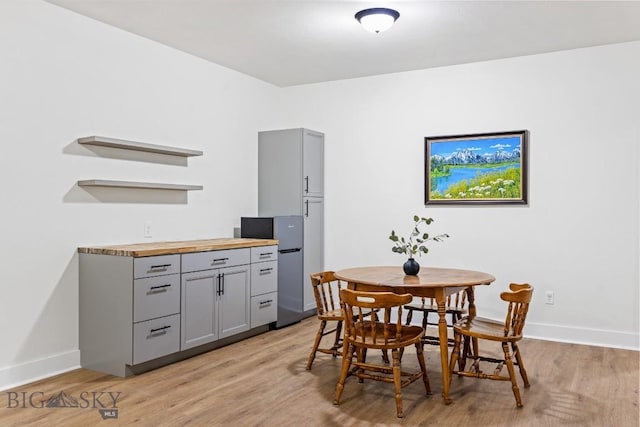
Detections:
78,180,203,191
78,136,203,157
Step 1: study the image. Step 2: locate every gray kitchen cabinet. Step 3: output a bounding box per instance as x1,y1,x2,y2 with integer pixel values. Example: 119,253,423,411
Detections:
181,249,251,350
258,128,324,215
79,253,182,377
258,128,324,317
78,238,277,377
249,245,278,327
303,198,324,312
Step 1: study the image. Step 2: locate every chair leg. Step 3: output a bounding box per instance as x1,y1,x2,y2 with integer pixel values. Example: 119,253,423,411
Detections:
459,335,470,372
391,349,404,418
306,320,327,370
332,321,343,357
399,308,414,362
449,332,462,385
382,349,390,363
334,342,353,405
471,337,479,359
512,342,530,387
415,342,431,395
358,348,367,382
405,308,414,326
502,342,523,408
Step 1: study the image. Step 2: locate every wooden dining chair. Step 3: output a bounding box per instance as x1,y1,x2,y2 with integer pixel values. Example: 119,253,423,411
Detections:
334,288,431,418
404,290,468,346
306,271,347,370
306,272,389,370
449,283,533,407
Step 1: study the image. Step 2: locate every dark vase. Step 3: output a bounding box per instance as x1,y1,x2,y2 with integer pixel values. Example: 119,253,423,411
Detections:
403,258,420,275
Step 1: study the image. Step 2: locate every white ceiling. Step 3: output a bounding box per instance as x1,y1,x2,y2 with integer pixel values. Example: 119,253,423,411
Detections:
46,0,640,87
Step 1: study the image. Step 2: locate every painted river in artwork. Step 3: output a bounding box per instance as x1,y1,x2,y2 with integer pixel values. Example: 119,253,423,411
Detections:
432,164,518,195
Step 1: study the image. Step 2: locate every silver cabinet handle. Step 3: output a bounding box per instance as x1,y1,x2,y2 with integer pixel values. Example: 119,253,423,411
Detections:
149,325,171,335
259,300,273,306
304,176,309,193
305,199,309,217
259,268,273,273
148,284,171,293
149,264,171,271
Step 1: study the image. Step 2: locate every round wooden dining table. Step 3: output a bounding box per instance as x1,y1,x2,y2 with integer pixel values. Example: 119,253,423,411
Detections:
334,266,496,404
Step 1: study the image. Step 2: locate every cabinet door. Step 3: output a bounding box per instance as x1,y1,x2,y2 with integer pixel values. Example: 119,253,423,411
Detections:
181,270,219,350
303,197,324,313
258,129,303,216
218,265,251,339
302,130,324,198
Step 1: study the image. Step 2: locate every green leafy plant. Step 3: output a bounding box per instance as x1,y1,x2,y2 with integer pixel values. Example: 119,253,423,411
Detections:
389,215,449,258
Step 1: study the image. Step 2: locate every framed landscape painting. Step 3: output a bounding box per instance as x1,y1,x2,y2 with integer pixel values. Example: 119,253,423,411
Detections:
425,130,528,205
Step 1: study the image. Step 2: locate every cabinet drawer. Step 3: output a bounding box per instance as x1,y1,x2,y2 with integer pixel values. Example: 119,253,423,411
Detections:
133,314,180,365
250,245,278,263
251,261,278,296
182,248,250,273
251,292,277,328
134,254,180,279
133,275,180,323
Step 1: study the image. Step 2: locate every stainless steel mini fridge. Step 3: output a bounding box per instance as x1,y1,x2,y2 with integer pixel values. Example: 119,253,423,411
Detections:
241,216,304,328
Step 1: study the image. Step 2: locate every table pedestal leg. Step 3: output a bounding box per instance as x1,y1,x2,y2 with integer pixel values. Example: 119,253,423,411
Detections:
436,288,452,404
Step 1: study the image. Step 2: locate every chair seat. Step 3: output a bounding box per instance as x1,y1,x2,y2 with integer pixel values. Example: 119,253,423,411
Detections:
351,322,424,349
317,308,345,321
453,316,522,342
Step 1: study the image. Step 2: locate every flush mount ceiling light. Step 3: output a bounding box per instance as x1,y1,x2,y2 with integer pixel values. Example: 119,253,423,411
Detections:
354,7,400,33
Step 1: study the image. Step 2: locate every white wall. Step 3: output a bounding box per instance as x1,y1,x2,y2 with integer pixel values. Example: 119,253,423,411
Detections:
280,42,640,350
0,0,280,389
1,0,638,392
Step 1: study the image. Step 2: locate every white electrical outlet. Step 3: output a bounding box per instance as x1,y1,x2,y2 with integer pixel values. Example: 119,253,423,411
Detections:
144,221,152,238
545,291,554,305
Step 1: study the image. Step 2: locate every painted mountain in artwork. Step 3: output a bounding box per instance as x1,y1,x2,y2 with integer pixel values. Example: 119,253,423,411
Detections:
46,391,80,408
432,148,520,166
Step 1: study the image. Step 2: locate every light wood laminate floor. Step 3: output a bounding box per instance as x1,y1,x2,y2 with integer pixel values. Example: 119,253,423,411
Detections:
1,317,638,426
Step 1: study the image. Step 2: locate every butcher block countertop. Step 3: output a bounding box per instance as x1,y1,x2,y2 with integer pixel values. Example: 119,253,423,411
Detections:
78,238,279,257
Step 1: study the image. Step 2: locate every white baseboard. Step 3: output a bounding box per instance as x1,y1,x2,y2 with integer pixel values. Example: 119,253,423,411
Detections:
524,321,639,351
0,350,80,392
407,316,639,351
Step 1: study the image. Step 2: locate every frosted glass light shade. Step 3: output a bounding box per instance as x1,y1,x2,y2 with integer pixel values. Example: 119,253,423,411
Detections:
355,8,400,33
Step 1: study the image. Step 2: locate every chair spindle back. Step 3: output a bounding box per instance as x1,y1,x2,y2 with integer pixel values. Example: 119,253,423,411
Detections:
500,283,533,337
310,271,343,316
